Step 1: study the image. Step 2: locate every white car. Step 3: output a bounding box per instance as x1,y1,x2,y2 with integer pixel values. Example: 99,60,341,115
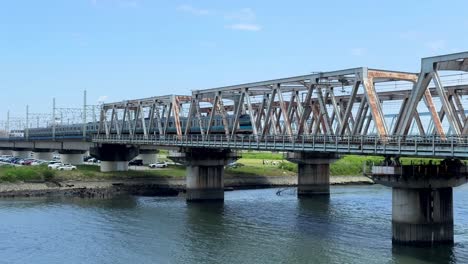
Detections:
149,162,168,168
56,164,77,171
48,162,63,169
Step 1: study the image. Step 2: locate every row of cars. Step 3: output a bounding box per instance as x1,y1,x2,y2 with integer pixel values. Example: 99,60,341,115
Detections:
128,159,169,168
0,155,77,171
0,155,47,166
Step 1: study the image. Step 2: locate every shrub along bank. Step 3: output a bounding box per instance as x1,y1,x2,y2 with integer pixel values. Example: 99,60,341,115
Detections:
0,153,446,183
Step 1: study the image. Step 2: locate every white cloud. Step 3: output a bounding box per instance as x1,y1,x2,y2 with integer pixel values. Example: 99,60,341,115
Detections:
224,8,261,32
351,48,366,56
97,96,108,103
425,40,446,51
226,23,262,32
177,4,210,16
225,8,256,21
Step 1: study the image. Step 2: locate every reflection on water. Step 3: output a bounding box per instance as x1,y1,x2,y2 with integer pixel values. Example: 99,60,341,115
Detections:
0,185,467,264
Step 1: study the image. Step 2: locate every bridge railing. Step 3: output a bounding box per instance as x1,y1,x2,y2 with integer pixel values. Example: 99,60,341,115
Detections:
92,133,468,157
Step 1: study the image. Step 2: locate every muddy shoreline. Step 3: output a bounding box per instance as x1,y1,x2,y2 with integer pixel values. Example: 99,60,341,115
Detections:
0,175,373,198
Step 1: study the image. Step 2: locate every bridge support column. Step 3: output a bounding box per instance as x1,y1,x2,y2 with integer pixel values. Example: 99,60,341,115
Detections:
392,187,453,245
33,150,54,161
136,149,159,165
170,148,238,202
287,152,338,197
12,149,31,159
59,150,86,165
372,159,468,245
90,144,139,172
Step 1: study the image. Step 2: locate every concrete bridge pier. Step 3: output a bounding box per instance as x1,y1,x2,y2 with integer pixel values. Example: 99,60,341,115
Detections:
90,144,139,172
136,149,159,165
12,149,31,159
372,159,468,245
392,187,453,245
287,152,338,197
33,149,54,161
170,148,238,202
59,150,86,165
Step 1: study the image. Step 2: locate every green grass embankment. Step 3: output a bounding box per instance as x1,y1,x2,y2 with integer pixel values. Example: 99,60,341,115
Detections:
0,151,446,182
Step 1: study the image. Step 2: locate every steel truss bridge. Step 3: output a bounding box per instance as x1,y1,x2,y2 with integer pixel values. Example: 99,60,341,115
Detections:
89,52,468,158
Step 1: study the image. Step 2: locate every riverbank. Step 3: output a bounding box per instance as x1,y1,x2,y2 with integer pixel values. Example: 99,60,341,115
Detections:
0,175,373,198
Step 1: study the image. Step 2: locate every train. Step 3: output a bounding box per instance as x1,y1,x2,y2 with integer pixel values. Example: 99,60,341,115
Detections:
26,114,253,139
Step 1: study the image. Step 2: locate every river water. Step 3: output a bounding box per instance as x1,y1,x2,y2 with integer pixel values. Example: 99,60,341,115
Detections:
1,185,468,264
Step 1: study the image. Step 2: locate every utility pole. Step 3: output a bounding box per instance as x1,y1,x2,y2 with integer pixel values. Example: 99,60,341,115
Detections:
52,97,56,140
83,90,87,138
25,105,29,140
6,111,9,137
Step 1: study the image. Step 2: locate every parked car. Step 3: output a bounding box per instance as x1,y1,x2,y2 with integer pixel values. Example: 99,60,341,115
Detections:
149,162,168,168
56,164,77,171
31,160,45,166
21,159,36,165
129,159,143,166
48,162,63,169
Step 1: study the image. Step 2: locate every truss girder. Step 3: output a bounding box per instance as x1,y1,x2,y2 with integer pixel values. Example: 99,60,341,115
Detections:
95,52,468,140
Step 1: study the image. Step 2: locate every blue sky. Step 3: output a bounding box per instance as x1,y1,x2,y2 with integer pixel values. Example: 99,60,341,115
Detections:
0,0,467,118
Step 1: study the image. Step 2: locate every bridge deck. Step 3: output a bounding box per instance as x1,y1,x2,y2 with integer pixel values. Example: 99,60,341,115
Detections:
92,135,468,159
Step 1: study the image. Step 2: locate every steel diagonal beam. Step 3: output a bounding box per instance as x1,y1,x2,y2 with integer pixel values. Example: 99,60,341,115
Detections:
447,91,463,132
121,104,128,135
155,107,163,136
274,108,283,134
423,89,445,137
185,99,195,136
328,87,343,134
109,107,116,135
312,104,322,134
287,92,296,123
362,111,372,136
163,104,172,136
172,96,182,138
339,81,360,135
195,98,205,135
262,89,276,137
216,94,230,137
362,77,388,138
206,95,218,135
255,96,267,132
244,92,259,138
114,109,121,136
453,90,466,121
148,101,156,135
359,104,370,135
342,100,355,131
316,87,332,134
462,117,468,135
392,96,408,135
140,104,148,138
433,71,462,135
352,98,367,135
297,84,314,135
231,91,245,138
413,111,425,135
131,106,139,136
277,86,293,138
